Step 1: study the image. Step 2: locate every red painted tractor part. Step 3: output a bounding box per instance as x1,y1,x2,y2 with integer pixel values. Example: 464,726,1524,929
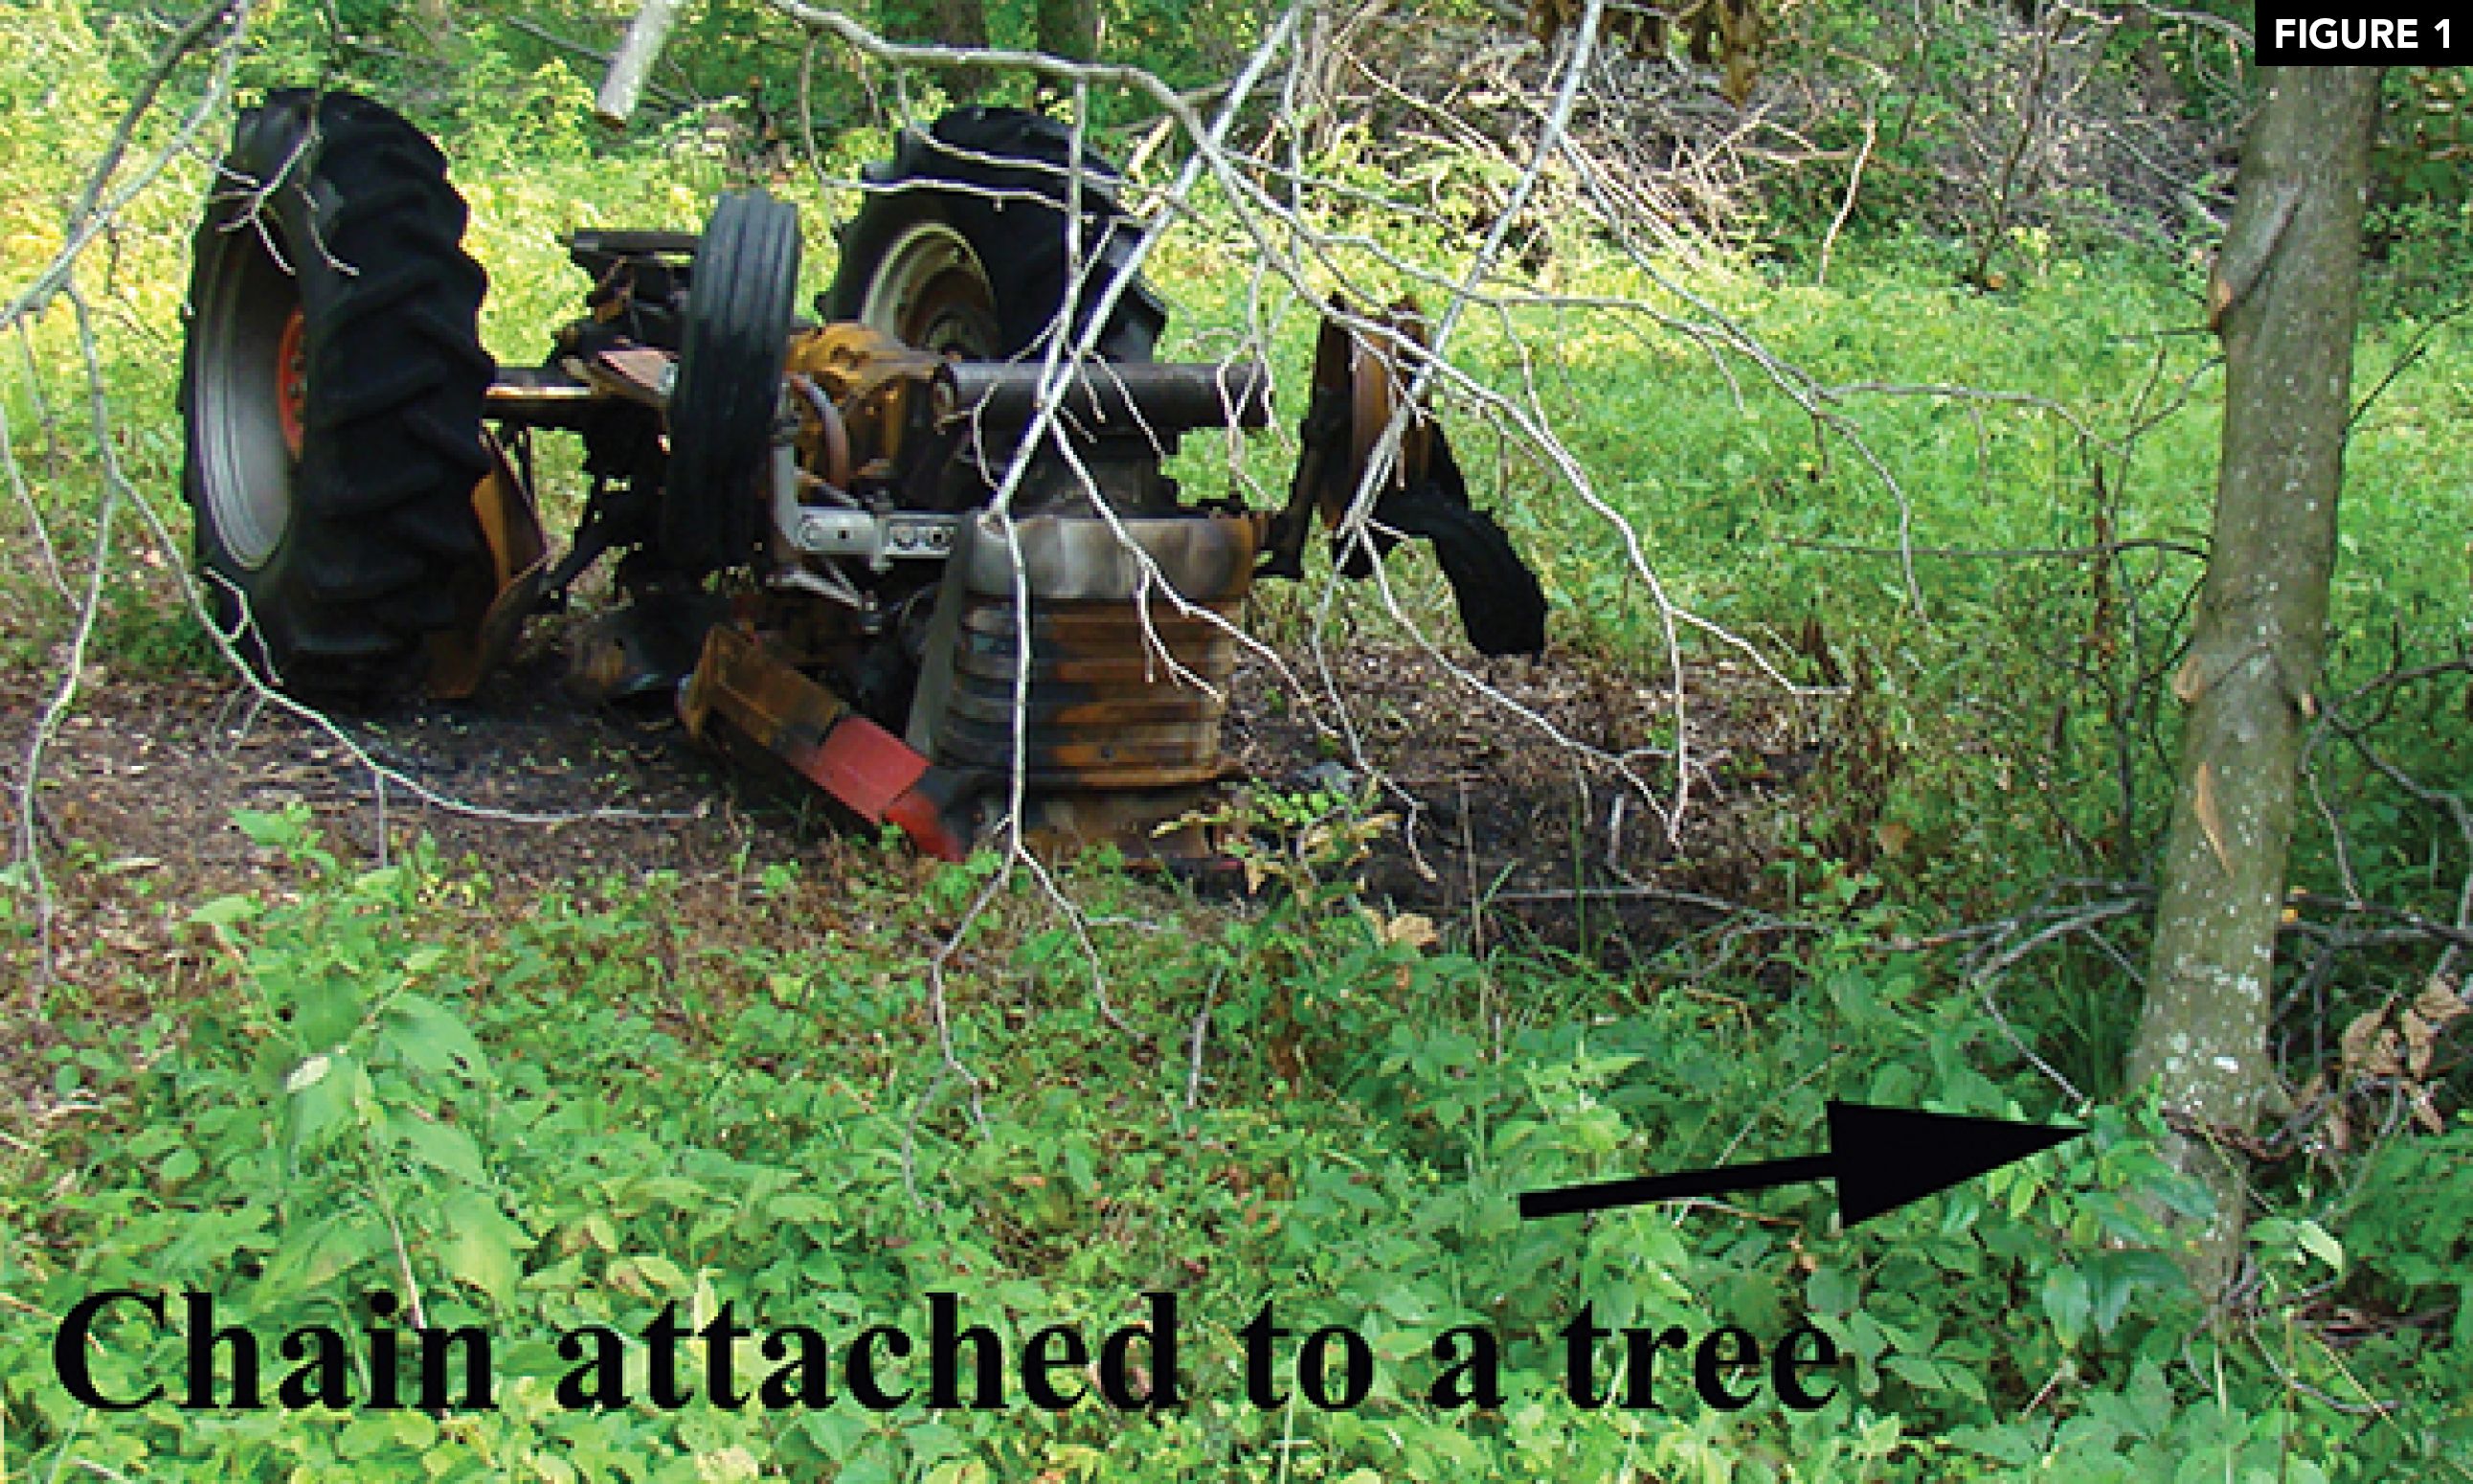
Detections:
681,625,971,861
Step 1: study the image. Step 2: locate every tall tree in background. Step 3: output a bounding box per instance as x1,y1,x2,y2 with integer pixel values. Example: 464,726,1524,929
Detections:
1036,0,1101,61
881,0,991,96
2130,66,2384,1296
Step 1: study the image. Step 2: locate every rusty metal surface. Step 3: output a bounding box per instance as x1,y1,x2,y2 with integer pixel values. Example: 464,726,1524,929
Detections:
581,347,679,409
1257,298,1437,579
784,323,944,476
934,360,1272,434
483,365,596,413
921,501,1255,791
472,432,551,582
423,257,1480,854
952,511,1263,601
680,623,843,743
567,588,723,704
428,431,552,700
929,594,1246,789
681,626,970,859
788,373,855,489
908,511,1259,791
1327,299,1433,527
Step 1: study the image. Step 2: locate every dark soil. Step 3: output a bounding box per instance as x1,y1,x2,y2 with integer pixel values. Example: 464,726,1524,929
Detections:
0,621,1827,1019
1225,642,1824,955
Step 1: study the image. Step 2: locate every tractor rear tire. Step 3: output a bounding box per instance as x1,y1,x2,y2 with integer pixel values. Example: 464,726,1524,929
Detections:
181,89,492,699
660,190,801,574
823,107,1166,362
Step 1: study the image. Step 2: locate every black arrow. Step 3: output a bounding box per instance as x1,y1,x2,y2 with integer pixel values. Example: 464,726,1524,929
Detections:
1518,1101,2080,1226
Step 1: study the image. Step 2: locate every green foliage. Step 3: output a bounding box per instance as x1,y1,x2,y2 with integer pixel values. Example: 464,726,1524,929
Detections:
2345,1114,2473,1364
2375,69,2473,208
8,4,2473,1477
2366,68,2473,314
9,814,2470,1477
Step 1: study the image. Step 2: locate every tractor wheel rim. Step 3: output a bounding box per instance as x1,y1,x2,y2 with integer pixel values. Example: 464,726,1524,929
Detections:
860,220,1000,358
194,238,303,572
274,305,307,460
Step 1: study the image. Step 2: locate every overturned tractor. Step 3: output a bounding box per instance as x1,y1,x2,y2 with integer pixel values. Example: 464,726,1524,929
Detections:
181,90,1546,859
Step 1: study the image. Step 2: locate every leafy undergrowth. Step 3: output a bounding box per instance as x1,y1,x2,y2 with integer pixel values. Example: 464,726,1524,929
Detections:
7,7,2473,1478
6,806,2468,1480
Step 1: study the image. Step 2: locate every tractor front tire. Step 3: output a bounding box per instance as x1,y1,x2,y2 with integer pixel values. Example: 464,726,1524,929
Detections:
660,191,801,574
182,90,492,699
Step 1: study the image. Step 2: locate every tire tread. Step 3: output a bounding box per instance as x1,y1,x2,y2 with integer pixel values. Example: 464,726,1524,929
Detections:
182,89,492,698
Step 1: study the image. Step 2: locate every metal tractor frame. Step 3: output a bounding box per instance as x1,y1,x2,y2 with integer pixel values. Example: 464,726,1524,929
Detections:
180,88,1546,862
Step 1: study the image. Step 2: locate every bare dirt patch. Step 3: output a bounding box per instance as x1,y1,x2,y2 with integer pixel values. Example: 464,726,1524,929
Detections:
2,629,1825,1024
1227,643,1823,956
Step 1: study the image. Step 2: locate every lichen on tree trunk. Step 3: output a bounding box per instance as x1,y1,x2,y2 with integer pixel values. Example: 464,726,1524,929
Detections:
2129,66,2382,1299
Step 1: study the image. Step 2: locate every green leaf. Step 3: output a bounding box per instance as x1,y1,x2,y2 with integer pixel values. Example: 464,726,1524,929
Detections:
626,1252,689,1293
295,1212,386,1289
1808,1264,1859,1316
399,1116,486,1185
1884,1353,1948,1391
234,807,303,848
2293,1219,2344,1274
2042,1265,2091,1349
1948,1422,2046,1466
385,990,489,1081
289,1050,360,1152
285,1051,334,1093
2085,1249,2188,1336
337,1414,398,1460
767,1194,836,1225
297,972,367,1050
439,1190,528,1307
190,894,258,929
801,1410,869,1463
1062,1133,1097,1196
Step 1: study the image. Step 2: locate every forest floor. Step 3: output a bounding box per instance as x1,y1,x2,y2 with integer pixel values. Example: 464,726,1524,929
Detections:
0,611,1824,1004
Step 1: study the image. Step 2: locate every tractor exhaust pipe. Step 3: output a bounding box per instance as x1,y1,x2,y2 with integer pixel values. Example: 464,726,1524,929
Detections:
933,360,1273,436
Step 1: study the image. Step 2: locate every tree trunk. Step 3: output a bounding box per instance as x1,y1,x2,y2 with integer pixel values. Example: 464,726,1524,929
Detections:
881,0,991,99
1035,0,1100,62
2129,67,2382,1299
931,0,990,53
